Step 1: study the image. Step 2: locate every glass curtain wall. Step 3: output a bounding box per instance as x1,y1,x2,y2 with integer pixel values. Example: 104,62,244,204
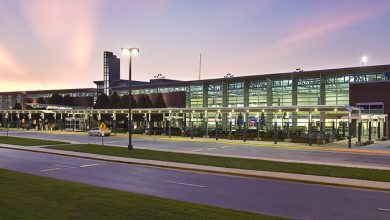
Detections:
208,83,223,107
248,80,267,107
188,85,203,108
227,82,244,107
297,78,320,106
272,79,292,106
325,72,386,105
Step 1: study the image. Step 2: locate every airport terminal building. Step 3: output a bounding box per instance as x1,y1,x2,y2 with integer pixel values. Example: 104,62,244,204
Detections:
1,52,390,144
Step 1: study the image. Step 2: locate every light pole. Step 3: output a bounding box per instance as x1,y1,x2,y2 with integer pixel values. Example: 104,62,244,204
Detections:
121,47,140,151
361,56,367,75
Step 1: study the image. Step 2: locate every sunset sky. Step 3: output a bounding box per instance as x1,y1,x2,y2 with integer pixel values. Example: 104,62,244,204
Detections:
1,0,390,92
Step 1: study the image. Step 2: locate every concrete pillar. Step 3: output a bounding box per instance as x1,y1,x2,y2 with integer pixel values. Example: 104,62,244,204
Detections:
203,83,208,108
222,81,228,107
266,78,273,131
292,76,298,133
320,75,326,105
243,80,249,107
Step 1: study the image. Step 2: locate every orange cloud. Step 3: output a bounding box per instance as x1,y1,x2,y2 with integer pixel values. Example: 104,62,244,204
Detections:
17,0,100,67
0,46,26,80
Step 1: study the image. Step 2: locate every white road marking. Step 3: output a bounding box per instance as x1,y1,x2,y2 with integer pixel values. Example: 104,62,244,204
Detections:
378,208,390,212
40,168,61,172
221,146,231,148
206,147,217,150
165,181,207,188
53,165,76,169
79,163,101,168
191,149,203,152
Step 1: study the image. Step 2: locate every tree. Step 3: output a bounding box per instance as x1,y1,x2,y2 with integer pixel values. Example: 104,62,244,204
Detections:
94,93,109,109
120,95,137,108
48,93,63,105
151,93,166,123
109,92,121,109
13,103,22,110
37,97,46,104
63,95,75,106
138,94,153,108
153,93,166,108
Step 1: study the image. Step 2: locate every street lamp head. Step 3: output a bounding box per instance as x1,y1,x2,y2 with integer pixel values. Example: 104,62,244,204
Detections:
121,48,140,56
361,56,367,63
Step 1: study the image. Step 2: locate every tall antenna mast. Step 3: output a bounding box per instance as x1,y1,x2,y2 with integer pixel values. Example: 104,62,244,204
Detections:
198,53,202,80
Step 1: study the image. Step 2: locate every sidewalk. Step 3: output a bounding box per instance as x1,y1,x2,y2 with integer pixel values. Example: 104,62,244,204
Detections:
4,129,390,154
1,143,389,191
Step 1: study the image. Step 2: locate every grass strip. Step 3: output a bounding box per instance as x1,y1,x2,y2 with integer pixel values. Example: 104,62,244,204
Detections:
45,144,390,182
0,136,68,146
0,168,283,220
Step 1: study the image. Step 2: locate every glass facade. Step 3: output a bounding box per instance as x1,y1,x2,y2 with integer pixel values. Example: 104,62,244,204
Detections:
2,69,390,111
248,80,267,107
272,79,292,106
227,82,244,107
208,83,223,107
297,78,320,106
325,72,387,105
188,85,203,108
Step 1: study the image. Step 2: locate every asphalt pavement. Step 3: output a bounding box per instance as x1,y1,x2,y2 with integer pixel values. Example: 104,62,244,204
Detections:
0,148,389,220
1,130,390,168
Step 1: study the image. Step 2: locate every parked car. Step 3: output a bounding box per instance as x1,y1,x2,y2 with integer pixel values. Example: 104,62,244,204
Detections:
87,127,111,136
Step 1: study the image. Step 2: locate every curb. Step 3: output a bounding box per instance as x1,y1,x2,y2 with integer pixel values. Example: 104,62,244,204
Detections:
1,145,390,192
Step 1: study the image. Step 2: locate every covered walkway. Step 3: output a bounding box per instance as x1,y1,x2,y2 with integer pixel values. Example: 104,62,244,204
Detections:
0,105,388,148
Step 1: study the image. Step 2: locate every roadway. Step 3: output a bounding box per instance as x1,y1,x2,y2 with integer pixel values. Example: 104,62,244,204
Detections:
1,130,390,168
0,148,389,220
